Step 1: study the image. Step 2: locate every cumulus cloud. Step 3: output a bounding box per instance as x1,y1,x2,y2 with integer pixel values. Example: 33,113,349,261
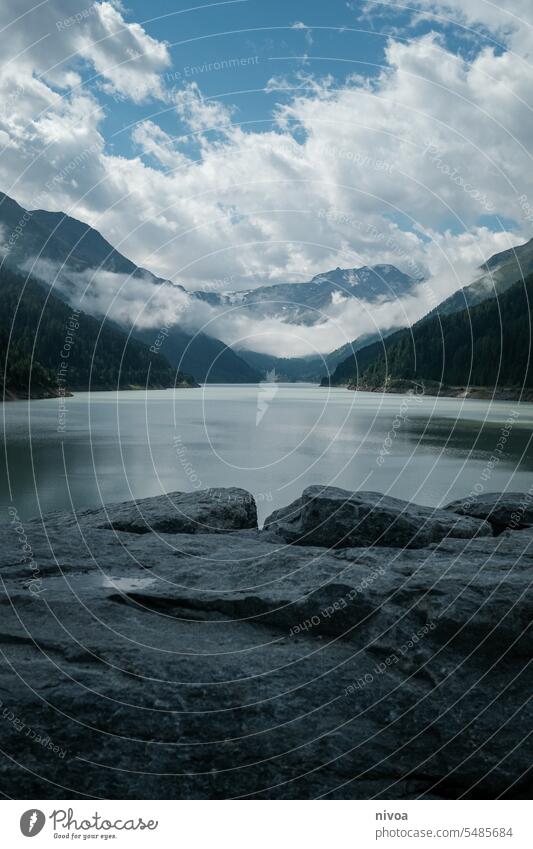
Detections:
391,0,533,51
0,1,170,101
0,1,171,211
77,2,171,103
132,121,189,170
0,1,531,355
174,82,235,135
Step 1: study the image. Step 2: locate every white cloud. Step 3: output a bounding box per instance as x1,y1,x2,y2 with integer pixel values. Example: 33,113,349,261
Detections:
291,20,314,47
76,2,171,103
394,1,533,51
23,256,195,331
174,82,235,134
0,2,170,101
0,2,531,355
132,121,189,170
360,1,533,69
100,34,533,292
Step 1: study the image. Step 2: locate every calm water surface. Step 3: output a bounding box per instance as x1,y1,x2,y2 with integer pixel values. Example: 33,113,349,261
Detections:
2,384,532,524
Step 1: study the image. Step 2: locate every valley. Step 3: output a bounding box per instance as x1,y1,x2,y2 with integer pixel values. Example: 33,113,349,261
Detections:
2,191,532,398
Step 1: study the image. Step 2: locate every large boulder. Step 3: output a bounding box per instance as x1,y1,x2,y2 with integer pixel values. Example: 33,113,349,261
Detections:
40,487,258,535
263,485,492,548
445,491,533,532
0,496,531,800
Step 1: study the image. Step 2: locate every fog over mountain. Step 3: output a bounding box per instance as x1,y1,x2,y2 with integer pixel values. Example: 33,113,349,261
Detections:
0,0,530,307
2,0,533,807
2,191,531,365
0,193,260,383
194,264,420,326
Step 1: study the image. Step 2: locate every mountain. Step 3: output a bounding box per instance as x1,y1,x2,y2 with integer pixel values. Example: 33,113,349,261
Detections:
238,333,384,382
194,264,419,325
133,326,261,384
325,237,533,387
321,335,395,386
6,190,531,389
325,273,533,392
0,267,198,399
425,236,533,319
0,192,259,384
482,236,533,273
0,191,167,282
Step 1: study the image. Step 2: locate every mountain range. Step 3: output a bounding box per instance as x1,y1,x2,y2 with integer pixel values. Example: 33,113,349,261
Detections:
0,267,197,399
1,189,532,393
424,235,533,320
0,192,260,384
237,236,533,384
194,264,419,325
352,273,532,394
324,264,533,395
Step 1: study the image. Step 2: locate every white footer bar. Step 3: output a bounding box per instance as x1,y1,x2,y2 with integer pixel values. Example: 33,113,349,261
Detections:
1,799,530,847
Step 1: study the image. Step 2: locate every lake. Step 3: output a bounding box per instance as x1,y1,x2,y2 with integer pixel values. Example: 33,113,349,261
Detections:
2,384,532,524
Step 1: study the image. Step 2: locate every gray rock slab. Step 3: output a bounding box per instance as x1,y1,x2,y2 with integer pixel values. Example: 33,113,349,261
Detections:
445,491,533,531
0,490,530,799
30,487,258,535
264,486,492,549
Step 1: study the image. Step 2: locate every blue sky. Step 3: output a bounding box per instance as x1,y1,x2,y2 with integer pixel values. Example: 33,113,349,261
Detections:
98,0,495,158
0,0,532,354
101,0,393,156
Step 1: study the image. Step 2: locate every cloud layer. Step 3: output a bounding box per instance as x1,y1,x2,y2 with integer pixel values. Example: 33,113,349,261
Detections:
0,1,532,354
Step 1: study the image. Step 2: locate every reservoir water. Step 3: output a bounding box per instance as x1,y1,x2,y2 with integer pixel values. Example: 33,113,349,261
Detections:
2,384,532,524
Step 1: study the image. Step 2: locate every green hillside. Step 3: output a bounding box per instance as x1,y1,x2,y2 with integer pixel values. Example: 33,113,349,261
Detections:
326,274,533,391
133,325,261,384
0,192,261,385
0,268,196,399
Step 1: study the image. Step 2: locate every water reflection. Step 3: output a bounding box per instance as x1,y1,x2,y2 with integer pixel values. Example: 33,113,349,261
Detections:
1,386,532,524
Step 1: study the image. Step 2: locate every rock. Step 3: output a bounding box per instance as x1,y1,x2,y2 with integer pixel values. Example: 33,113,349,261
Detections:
263,485,492,549
445,491,533,532
32,487,258,535
0,489,530,800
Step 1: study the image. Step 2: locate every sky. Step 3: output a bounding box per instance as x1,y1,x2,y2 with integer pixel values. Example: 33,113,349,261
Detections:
1,0,533,355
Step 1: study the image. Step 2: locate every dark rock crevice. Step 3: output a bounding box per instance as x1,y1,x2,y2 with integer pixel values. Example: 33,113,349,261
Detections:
0,485,531,799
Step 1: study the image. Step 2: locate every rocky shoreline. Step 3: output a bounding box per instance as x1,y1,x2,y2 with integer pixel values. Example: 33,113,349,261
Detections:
1,386,73,402
0,486,531,799
346,381,533,402
2,380,200,401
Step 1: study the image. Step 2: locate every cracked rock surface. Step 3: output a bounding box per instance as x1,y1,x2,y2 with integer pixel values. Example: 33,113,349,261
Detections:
264,486,493,548
0,487,531,799
445,491,533,533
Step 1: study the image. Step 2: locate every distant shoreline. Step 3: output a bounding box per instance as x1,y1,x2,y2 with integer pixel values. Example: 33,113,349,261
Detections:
2,381,199,401
345,382,533,402
1,386,70,402
4,382,532,402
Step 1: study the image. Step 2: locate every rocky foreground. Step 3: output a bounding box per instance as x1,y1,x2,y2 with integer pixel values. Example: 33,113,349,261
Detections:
0,486,531,799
